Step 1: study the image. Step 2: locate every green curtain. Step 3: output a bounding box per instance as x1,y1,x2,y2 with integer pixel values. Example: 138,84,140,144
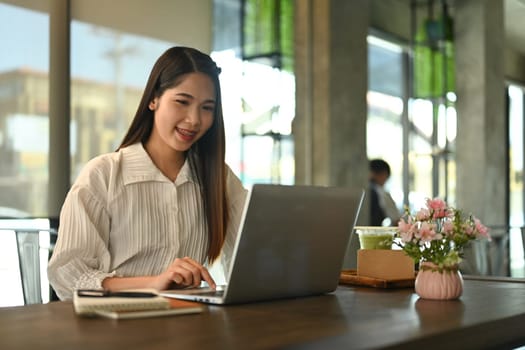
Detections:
413,14,455,99
242,0,294,72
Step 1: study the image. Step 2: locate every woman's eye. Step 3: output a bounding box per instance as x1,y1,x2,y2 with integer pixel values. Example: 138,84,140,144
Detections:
203,105,215,112
176,99,189,105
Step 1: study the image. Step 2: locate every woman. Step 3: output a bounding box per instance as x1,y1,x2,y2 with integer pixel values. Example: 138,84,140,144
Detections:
48,47,247,300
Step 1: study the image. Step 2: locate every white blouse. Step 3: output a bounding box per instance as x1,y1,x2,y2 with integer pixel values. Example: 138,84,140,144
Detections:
47,143,247,300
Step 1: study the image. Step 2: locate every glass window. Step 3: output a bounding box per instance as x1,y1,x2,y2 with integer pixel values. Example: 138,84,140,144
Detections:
407,97,457,210
70,21,176,179
367,36,404,210
213,0,295,187
367,34,457,213
408,98,437,208
0,2,49,217
508,84,525,277
212,51,295,187
0,1,50,306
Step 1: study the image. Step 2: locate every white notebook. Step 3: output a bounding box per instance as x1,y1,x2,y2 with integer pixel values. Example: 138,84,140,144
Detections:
91,299,206,319
73,289,170,316
73,289,206,319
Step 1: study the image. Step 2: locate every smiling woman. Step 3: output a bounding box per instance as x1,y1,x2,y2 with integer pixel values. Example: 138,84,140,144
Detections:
145,72,217,180
47,47,247,300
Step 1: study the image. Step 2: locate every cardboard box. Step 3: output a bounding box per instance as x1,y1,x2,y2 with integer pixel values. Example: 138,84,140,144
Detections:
357,249,414,280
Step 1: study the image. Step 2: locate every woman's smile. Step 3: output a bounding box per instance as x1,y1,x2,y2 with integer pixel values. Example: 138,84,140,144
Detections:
176,126,198,141
147,72,215,154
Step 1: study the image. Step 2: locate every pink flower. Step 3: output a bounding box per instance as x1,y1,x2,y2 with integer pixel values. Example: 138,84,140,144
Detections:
415,222,441,242
426,197,447,211
398,216,412,231
394,197,490,267
416,208,430,221
474,218,490,239
397,217,415,243
399,231,413,243
442,221,455,236
463,224,475,236
426,197,448,219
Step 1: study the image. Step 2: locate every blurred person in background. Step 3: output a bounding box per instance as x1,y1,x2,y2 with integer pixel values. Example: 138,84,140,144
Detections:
368,159,401,226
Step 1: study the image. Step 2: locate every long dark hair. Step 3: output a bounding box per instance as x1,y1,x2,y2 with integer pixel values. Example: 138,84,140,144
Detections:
118,46,229,263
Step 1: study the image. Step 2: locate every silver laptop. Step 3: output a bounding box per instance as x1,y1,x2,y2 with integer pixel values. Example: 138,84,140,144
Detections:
160,184,364,305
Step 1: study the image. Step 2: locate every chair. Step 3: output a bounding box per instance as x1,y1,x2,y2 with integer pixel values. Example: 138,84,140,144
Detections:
1,219,57,305
460,225,510,276
521,226,525,274
521,226,525,253
15,228,57,304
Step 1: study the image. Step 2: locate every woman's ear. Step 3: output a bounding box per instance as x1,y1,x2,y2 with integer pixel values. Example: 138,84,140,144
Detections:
149,99,157,111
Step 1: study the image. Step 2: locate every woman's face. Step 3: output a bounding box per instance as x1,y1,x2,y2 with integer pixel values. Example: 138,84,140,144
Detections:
148,72,216,154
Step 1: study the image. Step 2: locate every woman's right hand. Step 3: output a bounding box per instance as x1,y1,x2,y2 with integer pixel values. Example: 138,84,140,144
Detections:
152,256,216,290
102,257,216,292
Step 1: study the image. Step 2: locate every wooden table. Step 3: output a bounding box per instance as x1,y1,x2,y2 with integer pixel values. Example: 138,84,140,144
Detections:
1,278,525,349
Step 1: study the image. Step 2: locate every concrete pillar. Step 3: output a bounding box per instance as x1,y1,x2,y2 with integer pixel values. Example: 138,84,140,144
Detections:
294,0,369,268
455,0,506,227
48,0,71,218
455,1,506,275
294,0,368,188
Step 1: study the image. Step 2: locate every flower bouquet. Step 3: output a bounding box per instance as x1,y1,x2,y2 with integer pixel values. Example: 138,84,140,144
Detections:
395,198,491,299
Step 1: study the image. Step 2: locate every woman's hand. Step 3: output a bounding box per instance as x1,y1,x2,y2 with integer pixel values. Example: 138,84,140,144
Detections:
102,257,216,292
153,257,216,290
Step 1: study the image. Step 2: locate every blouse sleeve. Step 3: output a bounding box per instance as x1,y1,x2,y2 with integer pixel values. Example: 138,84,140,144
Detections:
219,167,248,281
47,167,115,300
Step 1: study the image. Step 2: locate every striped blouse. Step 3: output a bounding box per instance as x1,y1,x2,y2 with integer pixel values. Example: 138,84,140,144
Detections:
47,143,247,300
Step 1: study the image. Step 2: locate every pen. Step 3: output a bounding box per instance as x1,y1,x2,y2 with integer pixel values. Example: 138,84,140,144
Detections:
76,289,158,298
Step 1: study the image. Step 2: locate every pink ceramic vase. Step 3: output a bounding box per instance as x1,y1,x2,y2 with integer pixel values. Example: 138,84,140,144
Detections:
415,262,463,300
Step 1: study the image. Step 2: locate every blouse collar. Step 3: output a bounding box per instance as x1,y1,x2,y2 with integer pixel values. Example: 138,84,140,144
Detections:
120,143,195,186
